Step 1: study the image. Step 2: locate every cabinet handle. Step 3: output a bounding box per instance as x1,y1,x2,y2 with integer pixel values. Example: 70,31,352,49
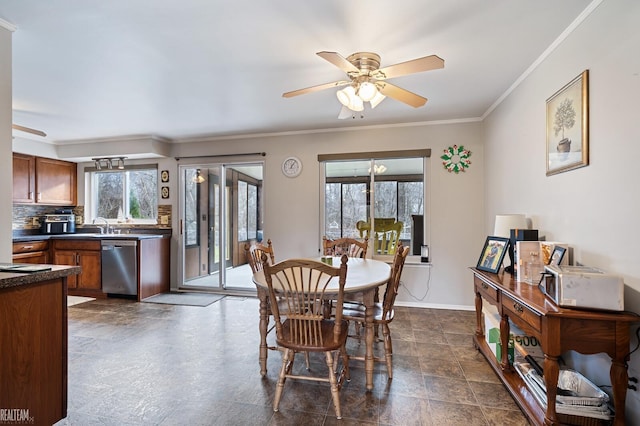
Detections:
513,302,524,313
22,245,33,250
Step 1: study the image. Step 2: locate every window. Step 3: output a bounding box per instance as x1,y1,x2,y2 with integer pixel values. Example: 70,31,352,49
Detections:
85,165,158,224
320,150,429,257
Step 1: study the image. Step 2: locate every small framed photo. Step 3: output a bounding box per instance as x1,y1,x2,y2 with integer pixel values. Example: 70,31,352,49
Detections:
161,186,170,199
548,246,566,266
476,236,510,274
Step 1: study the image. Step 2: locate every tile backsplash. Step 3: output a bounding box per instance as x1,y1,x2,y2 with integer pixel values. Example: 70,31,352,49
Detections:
12,204,172,231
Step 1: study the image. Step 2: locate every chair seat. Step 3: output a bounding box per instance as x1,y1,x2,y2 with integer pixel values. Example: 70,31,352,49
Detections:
277,319,349,352
343,303,394,323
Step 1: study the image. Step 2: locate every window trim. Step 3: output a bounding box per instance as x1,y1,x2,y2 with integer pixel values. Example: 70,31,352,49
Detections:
84,163,159,225
319,151,429,260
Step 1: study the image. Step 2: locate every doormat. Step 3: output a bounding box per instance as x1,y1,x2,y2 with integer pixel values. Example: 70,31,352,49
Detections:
67,296,96,307
142,292,225,307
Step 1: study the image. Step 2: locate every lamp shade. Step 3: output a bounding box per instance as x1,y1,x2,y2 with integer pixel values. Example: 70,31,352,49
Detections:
336,86,355,107
493,214,528,238
369,91,386,109
358,81,377,102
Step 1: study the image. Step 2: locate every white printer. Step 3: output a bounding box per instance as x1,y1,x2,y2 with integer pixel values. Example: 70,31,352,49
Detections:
541,265,624,311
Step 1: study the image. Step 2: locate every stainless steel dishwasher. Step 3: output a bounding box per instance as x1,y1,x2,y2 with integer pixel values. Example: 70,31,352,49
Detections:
101,240,138,295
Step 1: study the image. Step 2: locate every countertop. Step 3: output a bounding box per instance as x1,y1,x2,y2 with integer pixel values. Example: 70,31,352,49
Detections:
0,264,82,290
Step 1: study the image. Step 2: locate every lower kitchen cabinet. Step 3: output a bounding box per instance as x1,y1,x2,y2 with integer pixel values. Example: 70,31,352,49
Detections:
12,240,49,264
52,240,102,296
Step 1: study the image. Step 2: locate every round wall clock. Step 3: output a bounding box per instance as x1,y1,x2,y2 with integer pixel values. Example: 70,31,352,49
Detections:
282,156,302,178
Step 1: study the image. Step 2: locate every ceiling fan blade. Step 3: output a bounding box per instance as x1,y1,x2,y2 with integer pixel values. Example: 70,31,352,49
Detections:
283,80,350,98
12,124,47,137
374,55,444,80
377,82,427,108
316,51,360,74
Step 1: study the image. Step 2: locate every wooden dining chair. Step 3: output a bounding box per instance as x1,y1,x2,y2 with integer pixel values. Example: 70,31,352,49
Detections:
245,239,279,374
343,242,409,379
261,254,351,420
322,236,369,258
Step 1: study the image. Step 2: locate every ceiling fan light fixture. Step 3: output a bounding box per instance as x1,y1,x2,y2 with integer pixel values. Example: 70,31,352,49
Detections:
358,81,377,102
370,91,386,109
337,86,355,107
349,94,364,112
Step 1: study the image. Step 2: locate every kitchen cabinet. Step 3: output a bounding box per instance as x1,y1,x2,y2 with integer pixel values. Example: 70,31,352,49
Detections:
12,153,77,205
12,240,50,264
52,240,101,296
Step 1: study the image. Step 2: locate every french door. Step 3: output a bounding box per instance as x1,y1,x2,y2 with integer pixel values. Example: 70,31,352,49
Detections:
179,161,263,292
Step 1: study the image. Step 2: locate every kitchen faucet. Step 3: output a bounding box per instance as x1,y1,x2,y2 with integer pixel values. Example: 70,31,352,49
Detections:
93,217,111,234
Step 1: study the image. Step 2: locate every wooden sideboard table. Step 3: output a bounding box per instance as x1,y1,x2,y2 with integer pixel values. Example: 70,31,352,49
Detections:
471,267,639,426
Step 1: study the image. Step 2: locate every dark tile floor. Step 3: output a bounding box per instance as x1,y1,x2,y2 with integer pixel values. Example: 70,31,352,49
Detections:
55,296,529,425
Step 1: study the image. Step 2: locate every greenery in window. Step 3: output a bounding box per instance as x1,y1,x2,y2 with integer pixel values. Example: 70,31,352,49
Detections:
92,169,157,221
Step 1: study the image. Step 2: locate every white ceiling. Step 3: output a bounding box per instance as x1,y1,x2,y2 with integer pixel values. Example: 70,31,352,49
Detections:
2,0,594,144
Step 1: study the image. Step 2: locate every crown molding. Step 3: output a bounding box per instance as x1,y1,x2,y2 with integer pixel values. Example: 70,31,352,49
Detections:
0,18,17,32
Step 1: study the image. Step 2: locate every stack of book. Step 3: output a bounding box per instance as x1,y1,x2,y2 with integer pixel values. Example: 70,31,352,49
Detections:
514,362,613,424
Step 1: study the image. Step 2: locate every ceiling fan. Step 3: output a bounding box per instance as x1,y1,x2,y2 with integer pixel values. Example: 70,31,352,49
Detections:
283,51,444,116
12,124,47,137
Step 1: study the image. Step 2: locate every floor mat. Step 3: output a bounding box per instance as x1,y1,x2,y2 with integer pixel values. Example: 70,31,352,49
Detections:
67,296,96,307
142,292,225,307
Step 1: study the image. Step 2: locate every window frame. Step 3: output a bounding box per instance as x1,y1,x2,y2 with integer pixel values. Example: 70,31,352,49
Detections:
84,163,159,225
319,149,430,260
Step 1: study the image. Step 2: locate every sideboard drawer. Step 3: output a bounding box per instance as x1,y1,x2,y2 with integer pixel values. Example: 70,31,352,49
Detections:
475,275,499,304
502,293,541,334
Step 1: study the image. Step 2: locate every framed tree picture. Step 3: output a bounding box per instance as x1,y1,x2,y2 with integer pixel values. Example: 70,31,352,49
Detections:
546,70,589,176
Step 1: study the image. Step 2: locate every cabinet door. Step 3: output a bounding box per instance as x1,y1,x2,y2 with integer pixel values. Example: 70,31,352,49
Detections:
53,250,79,288
76,250,101,290
35,157,77,205
13,153,36,203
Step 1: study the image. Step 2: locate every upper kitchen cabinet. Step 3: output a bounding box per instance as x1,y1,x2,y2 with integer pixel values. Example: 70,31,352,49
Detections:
13,154,77,206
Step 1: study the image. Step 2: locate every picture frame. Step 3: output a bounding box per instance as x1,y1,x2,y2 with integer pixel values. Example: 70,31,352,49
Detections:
161,186,170,199
546,70,589,176
476,236,510,274
548,246,566,266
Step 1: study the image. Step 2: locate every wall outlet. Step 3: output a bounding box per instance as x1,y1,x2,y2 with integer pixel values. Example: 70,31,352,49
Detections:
32,217,39,226
160,215,169,225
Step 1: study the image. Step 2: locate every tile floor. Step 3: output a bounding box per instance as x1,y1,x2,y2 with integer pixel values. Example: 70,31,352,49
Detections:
56,296,530,425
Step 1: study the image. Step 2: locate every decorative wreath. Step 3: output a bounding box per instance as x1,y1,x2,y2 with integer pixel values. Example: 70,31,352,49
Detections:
441,145,472,174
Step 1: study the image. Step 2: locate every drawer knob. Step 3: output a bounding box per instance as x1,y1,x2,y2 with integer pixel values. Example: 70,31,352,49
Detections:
513,302,524,313
481,282,489,290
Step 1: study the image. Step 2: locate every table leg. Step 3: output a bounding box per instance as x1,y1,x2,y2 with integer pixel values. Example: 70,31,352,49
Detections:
257,286,269,377
363,288,375,391
543,354,560,425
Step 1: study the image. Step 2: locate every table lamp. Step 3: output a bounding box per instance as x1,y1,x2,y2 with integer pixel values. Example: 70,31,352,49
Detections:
494,214,528,273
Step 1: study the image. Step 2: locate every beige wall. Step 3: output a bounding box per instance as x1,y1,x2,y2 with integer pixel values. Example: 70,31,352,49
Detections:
0,24,13,262
171,121,485,308
483,0,640,420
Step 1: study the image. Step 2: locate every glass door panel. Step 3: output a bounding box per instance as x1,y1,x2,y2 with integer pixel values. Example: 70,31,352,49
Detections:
179,162,263,292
